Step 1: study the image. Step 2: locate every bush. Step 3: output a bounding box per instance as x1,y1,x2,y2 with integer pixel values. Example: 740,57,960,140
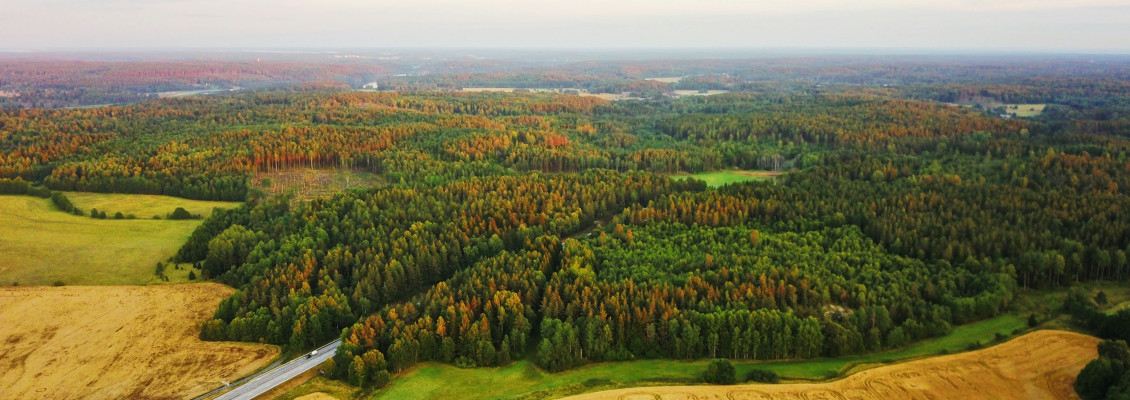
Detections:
169,207,195,220
51,192,79,215
703,358,736,384
52,280,65,286
1028,314,1039,328
745,369,779,383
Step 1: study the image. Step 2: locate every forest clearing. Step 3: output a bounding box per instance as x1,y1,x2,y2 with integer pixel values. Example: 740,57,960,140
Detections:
251,168,383,203
0,283,279,399
672,170,785,187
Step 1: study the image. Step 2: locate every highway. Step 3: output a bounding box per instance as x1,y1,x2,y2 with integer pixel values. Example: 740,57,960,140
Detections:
211,339,341,400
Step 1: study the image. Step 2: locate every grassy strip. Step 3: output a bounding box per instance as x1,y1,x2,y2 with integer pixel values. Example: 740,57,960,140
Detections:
62,191,236,219
281,315,1026,400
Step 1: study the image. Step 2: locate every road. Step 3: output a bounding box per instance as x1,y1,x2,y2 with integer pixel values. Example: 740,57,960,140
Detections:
211,339,341,400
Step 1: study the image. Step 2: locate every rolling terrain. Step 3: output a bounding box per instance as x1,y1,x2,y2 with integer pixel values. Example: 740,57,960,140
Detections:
0,195,236,286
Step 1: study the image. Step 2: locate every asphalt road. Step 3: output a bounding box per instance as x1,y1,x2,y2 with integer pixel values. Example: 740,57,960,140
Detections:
212,339,341,400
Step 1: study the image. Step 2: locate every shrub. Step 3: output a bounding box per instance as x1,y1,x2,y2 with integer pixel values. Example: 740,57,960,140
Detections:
52,280,65,286
1096,291,1109,306
703,358,736,384
745,369,779,383
169,207,195,220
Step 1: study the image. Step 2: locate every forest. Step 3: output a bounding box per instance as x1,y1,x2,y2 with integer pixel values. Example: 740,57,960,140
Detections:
1,55,1128,392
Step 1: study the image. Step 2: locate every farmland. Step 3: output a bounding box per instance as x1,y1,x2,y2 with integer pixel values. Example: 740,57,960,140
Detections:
0,194,235,286
62,191,238,219
284,315,1027,400
0,283,279,400
561,330,1097,400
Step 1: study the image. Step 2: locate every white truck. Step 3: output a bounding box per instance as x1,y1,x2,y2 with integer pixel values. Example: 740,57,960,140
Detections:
305,350,318,359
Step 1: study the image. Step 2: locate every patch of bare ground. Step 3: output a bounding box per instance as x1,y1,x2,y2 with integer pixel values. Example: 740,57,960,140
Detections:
0,283,279,400
252,168,382,203
560,330,1098,400
732,170,786,179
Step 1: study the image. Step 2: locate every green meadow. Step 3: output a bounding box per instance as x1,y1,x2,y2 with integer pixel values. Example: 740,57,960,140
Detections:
0,194,238,286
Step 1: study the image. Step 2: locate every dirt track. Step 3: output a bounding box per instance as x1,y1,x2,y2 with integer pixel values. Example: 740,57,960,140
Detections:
0,283,279,400
560,330,1098,400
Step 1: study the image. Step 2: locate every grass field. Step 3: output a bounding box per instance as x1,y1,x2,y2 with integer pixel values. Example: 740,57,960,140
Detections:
62,191,238,219
561,330,1097,400
284,315,1026,400
1012,281,1130,330
0,195,234,286
0,283,279,400
252,168,383,203
1001,103,1046,117
671,170,784,188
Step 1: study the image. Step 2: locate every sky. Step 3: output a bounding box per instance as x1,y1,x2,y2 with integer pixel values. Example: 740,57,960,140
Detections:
3,0,1130,52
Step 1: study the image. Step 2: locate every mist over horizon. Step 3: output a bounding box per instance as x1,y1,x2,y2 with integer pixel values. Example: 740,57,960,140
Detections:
4,0,1130,53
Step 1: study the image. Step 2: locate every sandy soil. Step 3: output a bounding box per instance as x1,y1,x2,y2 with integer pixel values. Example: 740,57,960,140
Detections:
293,393,340,400
560,330,1098,400
0,283,279,400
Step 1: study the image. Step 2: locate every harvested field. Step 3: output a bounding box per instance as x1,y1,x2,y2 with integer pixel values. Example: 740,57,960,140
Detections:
0,283,279,400
560,330,1097,400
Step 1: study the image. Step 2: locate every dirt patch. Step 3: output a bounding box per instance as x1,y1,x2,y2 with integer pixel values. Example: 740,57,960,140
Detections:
560,330,1097,400
0,283,279,400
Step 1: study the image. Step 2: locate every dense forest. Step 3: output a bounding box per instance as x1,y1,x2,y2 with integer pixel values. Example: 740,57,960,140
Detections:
2,56,1128,390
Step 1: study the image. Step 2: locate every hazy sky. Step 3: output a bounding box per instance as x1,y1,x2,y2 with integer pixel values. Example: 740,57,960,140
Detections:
3,0,1130,51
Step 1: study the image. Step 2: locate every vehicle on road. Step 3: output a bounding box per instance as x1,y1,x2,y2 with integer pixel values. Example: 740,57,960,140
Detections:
305,350,317,359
